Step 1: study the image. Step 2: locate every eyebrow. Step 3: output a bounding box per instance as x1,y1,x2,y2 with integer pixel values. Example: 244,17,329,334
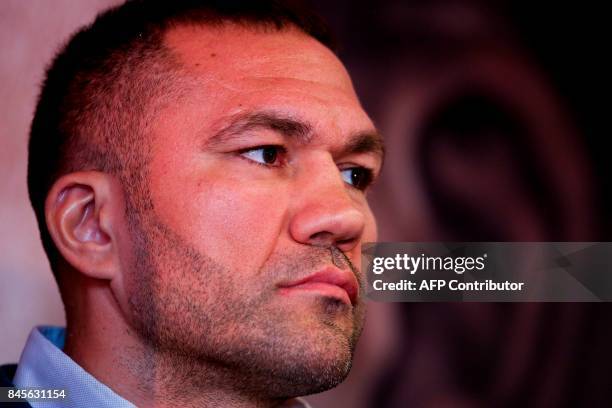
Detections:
205,111,312,148
340,131,385,161
205,110,385,161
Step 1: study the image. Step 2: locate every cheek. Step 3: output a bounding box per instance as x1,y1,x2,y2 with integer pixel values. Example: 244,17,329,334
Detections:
154,171,290,272
355,207,377,274
361,203,378,243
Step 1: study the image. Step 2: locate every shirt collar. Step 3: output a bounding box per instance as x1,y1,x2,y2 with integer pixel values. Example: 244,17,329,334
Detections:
13,326,135,408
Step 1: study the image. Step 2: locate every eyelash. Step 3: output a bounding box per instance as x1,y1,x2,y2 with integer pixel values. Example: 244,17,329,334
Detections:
238,145,376,191
238,145,287,167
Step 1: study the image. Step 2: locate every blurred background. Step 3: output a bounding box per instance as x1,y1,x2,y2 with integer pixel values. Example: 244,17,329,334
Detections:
1,1,610,406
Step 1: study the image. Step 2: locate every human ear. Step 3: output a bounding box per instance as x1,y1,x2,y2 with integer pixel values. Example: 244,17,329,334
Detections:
45,171,123,280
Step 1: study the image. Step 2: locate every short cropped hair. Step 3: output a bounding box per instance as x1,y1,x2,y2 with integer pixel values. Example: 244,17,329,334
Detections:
27,0,335,280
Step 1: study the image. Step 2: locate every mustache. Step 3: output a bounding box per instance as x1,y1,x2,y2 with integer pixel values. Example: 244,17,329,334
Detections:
272,245,363,291
329,246,355,273
329,245,365,294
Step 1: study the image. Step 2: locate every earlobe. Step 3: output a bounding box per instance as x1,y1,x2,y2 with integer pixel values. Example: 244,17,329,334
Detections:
46,172,119,280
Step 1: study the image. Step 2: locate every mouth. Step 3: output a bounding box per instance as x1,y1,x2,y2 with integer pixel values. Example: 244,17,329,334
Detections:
277,266,359,306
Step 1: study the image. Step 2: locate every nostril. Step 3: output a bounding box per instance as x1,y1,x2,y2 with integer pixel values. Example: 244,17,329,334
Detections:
309,233,356,249
309,231,334,247
336,237,356,246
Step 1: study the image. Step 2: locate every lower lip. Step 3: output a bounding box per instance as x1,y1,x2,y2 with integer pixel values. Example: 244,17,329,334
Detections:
279,282,352,305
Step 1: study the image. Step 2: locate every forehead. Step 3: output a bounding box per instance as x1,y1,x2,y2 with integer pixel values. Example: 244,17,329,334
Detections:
159,24,373,137
164,23,355,92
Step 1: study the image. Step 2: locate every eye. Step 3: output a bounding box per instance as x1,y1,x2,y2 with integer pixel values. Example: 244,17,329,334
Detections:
240,145,286,166
340,167,374,191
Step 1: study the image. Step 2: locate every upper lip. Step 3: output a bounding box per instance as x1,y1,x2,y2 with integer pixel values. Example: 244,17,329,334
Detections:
278,266,359,305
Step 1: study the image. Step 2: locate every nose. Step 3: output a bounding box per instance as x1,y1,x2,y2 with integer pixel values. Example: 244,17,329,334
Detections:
289,162,366,252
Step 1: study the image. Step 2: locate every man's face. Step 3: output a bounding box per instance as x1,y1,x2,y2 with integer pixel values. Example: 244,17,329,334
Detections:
120,24,382,397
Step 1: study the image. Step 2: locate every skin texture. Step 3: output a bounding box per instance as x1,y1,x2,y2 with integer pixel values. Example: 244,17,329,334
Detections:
46,24,382,407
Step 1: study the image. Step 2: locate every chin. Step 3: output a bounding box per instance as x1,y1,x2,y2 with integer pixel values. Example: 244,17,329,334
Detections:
269,321,356,395
262,344,354,398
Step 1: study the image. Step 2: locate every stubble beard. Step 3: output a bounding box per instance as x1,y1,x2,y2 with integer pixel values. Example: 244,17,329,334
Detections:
122,194,366,401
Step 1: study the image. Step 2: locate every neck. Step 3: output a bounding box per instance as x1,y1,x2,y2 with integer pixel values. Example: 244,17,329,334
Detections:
62,279,285,407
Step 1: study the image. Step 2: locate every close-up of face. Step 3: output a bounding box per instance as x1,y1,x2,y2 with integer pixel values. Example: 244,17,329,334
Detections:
110,24,382,397
3,2,611,408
